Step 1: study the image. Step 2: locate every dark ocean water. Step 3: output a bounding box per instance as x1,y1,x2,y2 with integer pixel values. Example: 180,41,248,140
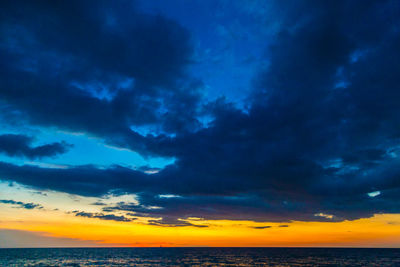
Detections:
0,247,399,266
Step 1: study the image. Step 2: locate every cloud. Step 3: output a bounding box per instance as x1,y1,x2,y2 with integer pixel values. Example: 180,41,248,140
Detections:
0,134,72,159
147,217,208,228
0,162,149,197
0,0,400,225
72,210,135,222
91,201,107,206
250,226,272,229
0,199,43,210
0,0,204,156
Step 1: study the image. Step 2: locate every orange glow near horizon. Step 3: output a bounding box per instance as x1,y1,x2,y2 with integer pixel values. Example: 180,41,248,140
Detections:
1,205,400,248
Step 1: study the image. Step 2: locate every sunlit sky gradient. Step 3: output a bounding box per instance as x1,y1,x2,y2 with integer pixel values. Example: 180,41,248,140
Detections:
1,0,400,247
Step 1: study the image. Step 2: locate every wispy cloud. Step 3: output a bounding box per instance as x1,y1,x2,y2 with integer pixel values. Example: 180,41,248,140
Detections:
0,199,43,210
72,210,136,222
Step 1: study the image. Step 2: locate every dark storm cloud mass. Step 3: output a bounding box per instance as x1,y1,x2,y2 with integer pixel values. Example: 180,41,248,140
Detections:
0,134,72,159
1,0,400,223
0,162,149,197
0,0,203,152
0,199,43,210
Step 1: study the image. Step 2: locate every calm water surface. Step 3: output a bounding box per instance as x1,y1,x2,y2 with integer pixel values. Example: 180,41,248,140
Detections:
0,247,399,266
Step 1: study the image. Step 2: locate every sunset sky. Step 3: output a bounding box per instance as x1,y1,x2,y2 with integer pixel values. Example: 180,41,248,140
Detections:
1,0,400,247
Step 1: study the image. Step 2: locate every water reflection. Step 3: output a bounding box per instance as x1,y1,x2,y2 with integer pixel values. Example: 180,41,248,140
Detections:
0,248,399,266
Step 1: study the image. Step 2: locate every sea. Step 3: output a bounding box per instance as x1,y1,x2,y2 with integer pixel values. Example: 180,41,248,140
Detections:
0,247,399,266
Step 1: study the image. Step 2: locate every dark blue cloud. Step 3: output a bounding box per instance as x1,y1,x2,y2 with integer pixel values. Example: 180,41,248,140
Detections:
0,162,149,197
147,217,208,228
0,0,400,224
0,199,43,210
72,211,135,222
0,134,72,159
0,0,204,155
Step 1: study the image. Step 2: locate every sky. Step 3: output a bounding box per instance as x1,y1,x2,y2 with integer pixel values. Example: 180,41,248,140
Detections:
1,0,400,247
